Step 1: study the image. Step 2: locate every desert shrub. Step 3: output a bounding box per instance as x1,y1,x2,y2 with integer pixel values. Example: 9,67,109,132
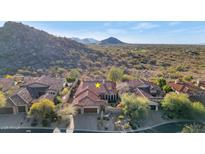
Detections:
122,74,134,82
107,67,124,82
183,75,193,82
162,85,172,93
191,102,205,119
156,77,166,88
118,115,125,120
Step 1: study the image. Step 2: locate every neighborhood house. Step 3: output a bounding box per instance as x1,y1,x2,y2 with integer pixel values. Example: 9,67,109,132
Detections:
118,79,164,110
168,80,205,104
0,76,65,114
73,80,118,114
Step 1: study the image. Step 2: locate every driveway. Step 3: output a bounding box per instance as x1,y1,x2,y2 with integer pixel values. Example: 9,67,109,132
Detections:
74,114,99,130
74,113,116,131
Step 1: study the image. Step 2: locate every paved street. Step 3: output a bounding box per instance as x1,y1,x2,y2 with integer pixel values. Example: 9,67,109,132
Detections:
0,113,31,128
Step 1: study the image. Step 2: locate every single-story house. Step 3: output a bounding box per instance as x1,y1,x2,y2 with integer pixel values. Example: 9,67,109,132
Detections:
1,75,65,114
73,80,118,114
168,80,205,104
118,79,164,111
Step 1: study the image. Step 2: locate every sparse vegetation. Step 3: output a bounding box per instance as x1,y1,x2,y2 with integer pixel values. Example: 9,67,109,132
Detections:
182,123,205,133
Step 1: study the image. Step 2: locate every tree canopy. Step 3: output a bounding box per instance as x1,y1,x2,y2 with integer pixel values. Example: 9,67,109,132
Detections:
191,102,205,119
161,93,205,120
67,69,80,82
107,67,124,82
161,93,192,119
0,91,6,108
121,93,149,128
28,99,56,121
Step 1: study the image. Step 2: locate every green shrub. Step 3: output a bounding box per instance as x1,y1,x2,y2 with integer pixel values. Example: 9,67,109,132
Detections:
161,93,192,119
162,85,172,93
118,115,125,120
156,78,166,88
56,96,63,104
191,102,205,119
124,123,131,129
121,94,149,127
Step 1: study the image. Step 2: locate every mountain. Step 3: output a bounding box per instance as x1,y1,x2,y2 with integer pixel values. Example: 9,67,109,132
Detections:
100,37,125,45
71,37,99,44
0,22,103,74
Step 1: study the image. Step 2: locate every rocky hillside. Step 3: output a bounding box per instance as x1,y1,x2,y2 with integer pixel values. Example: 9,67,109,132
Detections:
0,22,104,74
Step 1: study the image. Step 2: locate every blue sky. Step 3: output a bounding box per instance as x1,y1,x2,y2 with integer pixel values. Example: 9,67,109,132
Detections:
0,21,205,44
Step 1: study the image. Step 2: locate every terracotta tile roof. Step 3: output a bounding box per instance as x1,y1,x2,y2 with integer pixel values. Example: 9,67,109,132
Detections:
73,80,115,107
75,80,116,97
73,89,106,107
0,78,15,92
168,82,203,95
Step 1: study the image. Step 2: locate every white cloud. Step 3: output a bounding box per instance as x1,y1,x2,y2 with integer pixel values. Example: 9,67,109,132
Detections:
132,22,159,31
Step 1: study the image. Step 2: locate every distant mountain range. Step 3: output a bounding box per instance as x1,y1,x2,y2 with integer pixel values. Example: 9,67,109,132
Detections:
71,37,99,44
71,36,125,45
99,37,125,45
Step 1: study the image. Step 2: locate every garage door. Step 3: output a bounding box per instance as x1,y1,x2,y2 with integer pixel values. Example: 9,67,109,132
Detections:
0,107,13,114
18,106,26,112
84,108,98,113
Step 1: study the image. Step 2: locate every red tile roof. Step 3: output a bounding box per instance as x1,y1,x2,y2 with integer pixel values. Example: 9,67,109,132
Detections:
73,80,115,107
0,78,15,92
75,80,116,97
73,89,106,107
168,82,203,95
